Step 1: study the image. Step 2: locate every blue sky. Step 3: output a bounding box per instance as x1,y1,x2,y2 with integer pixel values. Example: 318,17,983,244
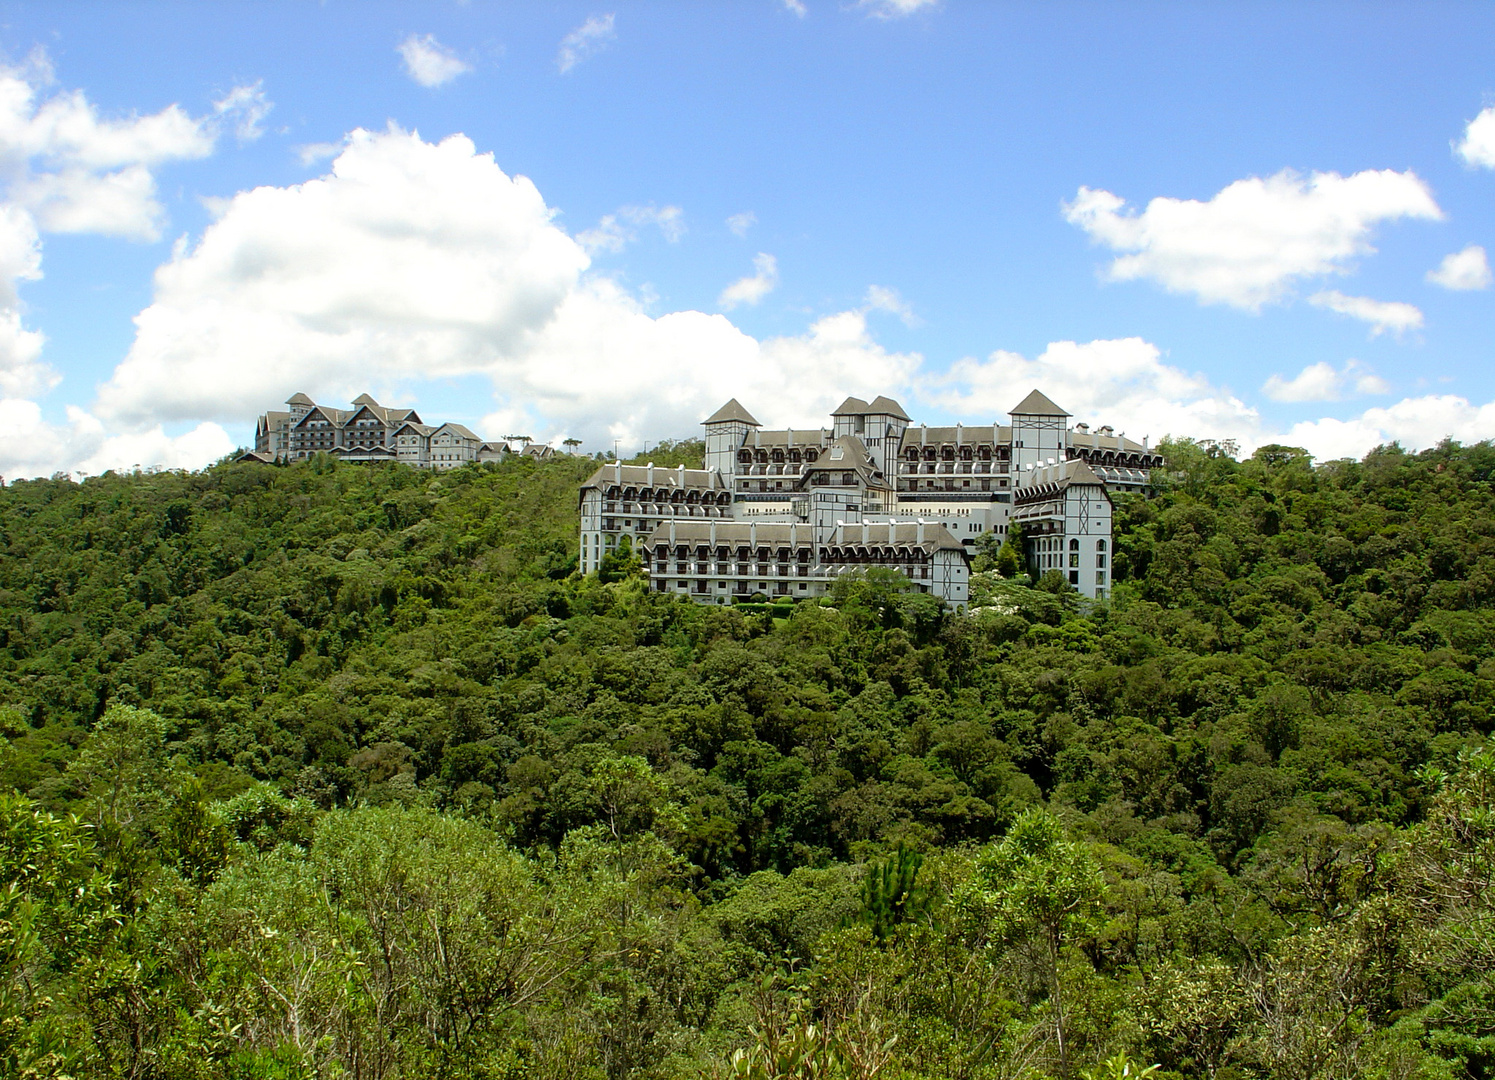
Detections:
0,0,1491,476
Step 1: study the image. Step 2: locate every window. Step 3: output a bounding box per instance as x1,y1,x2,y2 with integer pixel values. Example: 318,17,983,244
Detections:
1096,553,1107,568
1069,570,1079,585
1096,571,1106,585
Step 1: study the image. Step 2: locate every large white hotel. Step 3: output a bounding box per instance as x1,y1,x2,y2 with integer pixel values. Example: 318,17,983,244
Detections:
579,390,1162,607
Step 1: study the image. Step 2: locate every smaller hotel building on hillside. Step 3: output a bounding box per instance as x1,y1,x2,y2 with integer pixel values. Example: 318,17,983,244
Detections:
249,393,556,470
578,390,1162,608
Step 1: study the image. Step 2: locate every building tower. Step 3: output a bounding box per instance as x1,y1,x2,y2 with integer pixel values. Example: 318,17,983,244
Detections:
1009,388,1070,482
703,399,761,477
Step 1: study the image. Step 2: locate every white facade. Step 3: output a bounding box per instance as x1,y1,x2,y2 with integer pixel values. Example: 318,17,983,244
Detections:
253,393,556,470
1011,459,1115,599
580,389,1157,606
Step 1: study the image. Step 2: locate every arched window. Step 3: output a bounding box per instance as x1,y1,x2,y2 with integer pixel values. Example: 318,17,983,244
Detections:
1096,539,1107,551
1069,538,1079,550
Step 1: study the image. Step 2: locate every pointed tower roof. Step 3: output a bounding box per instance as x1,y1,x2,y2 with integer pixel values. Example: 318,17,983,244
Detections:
704,398,761,426
867,395,911,421
286,392,314,406
831,396,871,415
1010,388,1070,416
352,393,379,406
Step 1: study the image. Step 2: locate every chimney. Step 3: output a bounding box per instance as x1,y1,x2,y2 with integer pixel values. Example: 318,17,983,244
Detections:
956,423,963,445
921,424,927,446
647,462,654,485
750,521,757,549
669,520,676,545
615,461,622,484
917,519,925,546
710,520,717,548
1143,435,1149,451
678,464,686,485
863,522,869,545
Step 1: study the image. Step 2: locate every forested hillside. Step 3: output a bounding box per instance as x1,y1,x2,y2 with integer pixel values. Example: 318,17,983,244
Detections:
3,440,1495,1080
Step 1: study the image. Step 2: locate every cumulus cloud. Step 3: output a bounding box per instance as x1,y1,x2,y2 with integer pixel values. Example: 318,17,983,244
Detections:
926,337,1474,463
67,125,1491,481
0,397,231,481
1308,290,1424,337
1283,396,1495,462
1263,360,1388,403
1427,244,1492,291
558,14,616,74
726,210,756,237
577,204,685,255
213,81,272,141
864,284,918,326
927,337,1262,450
718,253,778,309
1456,106,1495,169
781,0,808,16
92,129,921,453
398,34,473,88
1064,169,1443,311
857,0,939,18
0,52,253,479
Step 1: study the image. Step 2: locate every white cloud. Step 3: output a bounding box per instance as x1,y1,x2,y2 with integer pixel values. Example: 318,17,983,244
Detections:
397,34,473,89
726,210,756,237
1064,169,1443,311
1456,106,1495,169
0,52,256,479
926,338,1475,463
857,0,939,18
558,15,616,74
0,51,232,242
622,203,684,242
718,253,778,309
64,124,1493,482
0,398,231,481
576,214,629,255
928,337,1263,451
213,81,272,141
864,284,918,326
1308,290,1424,337
1283,396,1495,461
781,0,808,16
1427,244,1492,291
1263,359,1388,403
83,128,927,457
577,203,685,254
296,141,344,167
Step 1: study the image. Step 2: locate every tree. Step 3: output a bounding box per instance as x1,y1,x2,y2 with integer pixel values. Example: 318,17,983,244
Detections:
957,808,1103,1076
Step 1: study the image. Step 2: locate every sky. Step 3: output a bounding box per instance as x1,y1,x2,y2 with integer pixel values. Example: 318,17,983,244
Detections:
0,0,1491,478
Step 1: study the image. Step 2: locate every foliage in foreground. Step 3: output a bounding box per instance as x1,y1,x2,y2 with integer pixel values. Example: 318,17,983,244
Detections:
0,437,1491,1076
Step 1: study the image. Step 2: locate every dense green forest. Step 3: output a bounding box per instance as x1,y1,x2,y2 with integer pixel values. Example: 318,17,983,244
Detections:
3,438,1495,1079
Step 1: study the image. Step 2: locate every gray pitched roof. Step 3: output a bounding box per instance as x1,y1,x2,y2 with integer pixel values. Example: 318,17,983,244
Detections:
828,520,968,555
1013,458,1110,502
1068,429,1149,454
352,393,379,406
1010,389,1071,417
581,463,727,492
793,435,892,491
867,395,912,421
831,396,871,415
900,425,1001,446
704,398,761,426
286,392,314,405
